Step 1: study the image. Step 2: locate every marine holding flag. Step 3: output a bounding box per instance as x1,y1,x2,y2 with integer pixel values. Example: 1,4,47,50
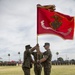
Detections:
37,4,74,40
36,43,52,75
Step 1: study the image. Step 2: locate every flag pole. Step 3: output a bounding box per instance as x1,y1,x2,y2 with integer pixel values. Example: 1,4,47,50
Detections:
37,35,38,44
37,4,39,44
36,4,39,62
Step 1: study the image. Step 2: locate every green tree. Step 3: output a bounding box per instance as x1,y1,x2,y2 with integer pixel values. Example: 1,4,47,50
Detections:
56,52,59,61
58,57,64,61
8,54,10,61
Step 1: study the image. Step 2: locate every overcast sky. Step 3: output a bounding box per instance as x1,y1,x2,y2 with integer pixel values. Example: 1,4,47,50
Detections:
0,0,75,61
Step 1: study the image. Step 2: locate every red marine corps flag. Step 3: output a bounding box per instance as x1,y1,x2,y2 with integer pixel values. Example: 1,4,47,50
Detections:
37,4,74,40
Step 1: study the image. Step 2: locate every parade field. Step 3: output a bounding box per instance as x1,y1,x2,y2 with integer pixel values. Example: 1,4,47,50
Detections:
0,65,75,75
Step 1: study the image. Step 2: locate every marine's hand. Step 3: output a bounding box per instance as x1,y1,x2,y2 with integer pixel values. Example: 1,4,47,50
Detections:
35,44,39,50
37,60,40,64
36,43,39,47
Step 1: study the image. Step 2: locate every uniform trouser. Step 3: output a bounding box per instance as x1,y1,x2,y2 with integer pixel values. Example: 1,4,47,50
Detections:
34,65,42,75
44,65,51,75
22,67,30,75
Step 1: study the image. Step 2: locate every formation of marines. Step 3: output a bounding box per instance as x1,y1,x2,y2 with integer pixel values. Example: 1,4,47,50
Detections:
22,42,52,75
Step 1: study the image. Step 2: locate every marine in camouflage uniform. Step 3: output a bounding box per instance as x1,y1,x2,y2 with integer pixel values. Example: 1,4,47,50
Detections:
36,43,52,75
22,45,36,75
32,52,43,75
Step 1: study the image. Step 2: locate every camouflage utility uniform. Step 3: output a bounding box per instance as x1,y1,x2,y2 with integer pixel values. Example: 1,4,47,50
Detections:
42,49,52,75
32,52,43,75
22,45,35,75
22,50,32,75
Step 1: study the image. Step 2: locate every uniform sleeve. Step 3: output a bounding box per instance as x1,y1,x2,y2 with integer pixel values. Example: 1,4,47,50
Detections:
32,52,34,56
29,49,33,54
32,52,37,57
43,51,50,59
23,52,26,63
44,55,48,59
